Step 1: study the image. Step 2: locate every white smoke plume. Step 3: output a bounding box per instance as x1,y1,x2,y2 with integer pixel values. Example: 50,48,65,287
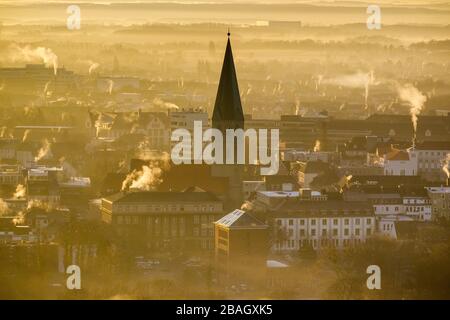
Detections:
12,212,25,225
14,184,26,199
10,44,58,75
443,154,450,180
13,199,50,225
152,97,179,110
397,83,427,141
294,97,301,116
59,157,78,178
35,139,52,162
0,199,11,216
323,72,371,88
241,201,253,211
122,165,162,191
22,129,31,142
0,126,7,138
108,79,114,95
313,140,321,152
246,83,253,96
43,81,52,96
324,71,374,108
121,154,170,191
88,61,100,75
27,199,49,211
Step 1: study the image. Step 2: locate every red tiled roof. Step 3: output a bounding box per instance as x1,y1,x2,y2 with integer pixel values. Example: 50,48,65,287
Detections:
385,149,409,161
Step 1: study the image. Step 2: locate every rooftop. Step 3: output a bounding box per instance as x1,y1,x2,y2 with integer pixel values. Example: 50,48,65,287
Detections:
215,209,267,229
104,190,220,203
385,149,410,161
259,190,322,198
426,187,450,194
275,199,374,216
415,141,450,151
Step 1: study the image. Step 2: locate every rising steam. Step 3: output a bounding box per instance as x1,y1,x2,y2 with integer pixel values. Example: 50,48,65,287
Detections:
324,71,374,109
397,84,427,143
14,184,26,199
88,61,100,75
34,139,52,162
122,165,162,191
152,97,179,110
22,129,31,142
313,140,321,152
10,44,59,75
443,154,450,180
121,154,170,191
0,126,7,138
0,199,11,216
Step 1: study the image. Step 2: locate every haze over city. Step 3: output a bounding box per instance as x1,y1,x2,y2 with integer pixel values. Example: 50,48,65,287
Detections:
0,0,449,301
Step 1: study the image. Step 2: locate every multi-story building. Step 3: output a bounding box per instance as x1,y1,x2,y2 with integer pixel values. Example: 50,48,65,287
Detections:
426,187,450,220
26,166,61,205
246,114,323,151
413,141,450,182
250,190,376,251
0,218,36,244
214,209,269,279
0,64,76,92
344,183,432,221
101,188,224,252
0,138,17,160
0,164,23,186
403,196,432,221
273,203,375,252
383,148,418,176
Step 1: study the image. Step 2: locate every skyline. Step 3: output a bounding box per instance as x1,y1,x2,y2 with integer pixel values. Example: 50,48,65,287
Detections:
0,0,449,302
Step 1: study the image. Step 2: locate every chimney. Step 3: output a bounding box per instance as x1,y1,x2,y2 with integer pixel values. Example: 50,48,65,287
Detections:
299,188,312,200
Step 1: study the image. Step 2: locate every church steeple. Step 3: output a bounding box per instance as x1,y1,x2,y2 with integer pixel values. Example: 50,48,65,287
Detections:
212,33,244,131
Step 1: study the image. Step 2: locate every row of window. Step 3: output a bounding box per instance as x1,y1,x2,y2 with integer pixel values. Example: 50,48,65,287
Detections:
376,206,428,212
281,217,373,227
114,204,218,213
418,151,449,156
287,227,372,238
277,238,366,250
115,215,216,225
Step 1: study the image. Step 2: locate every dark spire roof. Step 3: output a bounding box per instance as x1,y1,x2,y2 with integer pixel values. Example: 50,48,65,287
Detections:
212,36,244,126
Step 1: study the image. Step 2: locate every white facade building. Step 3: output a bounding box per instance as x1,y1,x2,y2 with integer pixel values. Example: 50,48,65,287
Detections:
373,195,432,221
251,190,375,251
383,148,418,176
274,213,376,251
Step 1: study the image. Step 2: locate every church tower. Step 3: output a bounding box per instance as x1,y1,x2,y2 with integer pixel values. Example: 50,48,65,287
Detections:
212,32,244,132
211,32,245,210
